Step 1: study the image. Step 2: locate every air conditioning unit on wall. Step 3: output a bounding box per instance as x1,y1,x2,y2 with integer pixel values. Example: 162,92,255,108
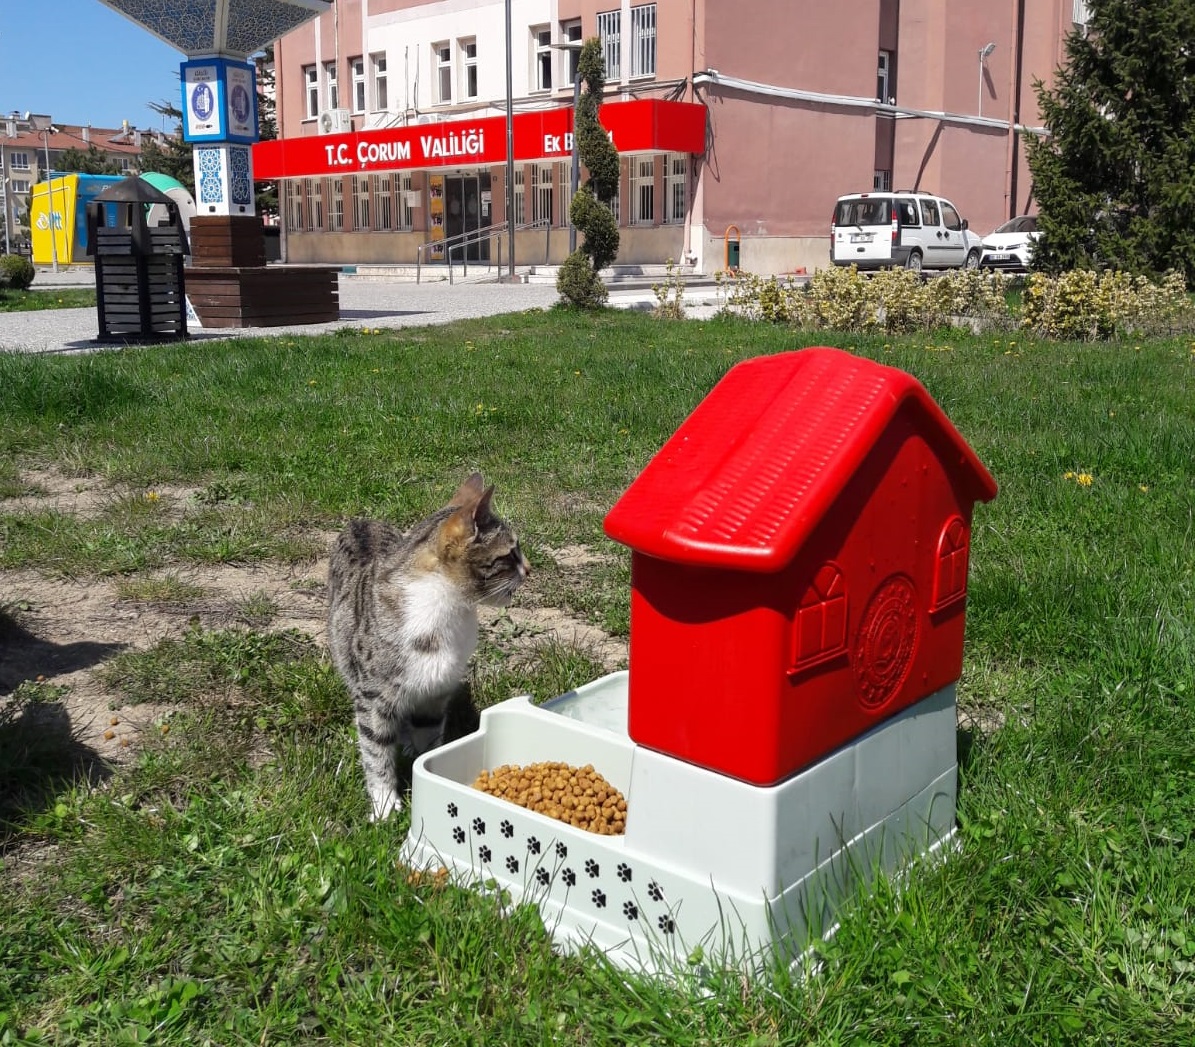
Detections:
319,108,352,134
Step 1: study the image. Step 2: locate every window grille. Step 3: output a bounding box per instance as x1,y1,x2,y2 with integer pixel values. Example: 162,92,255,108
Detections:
665,153,686,224
630,5,656,78
306,178,323,231
329,178,344,231
373,174,392,230
532,163,553,224
286,180,303,230
352,175,370,229
597,10,621,79
513,167,526,226
631,157,655,225
399,172,415,230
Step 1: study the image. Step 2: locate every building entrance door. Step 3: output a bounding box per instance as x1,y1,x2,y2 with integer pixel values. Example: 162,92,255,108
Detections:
444,174,490,262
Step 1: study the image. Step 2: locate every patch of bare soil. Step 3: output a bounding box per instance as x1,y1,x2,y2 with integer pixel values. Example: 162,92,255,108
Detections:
0,473,628,766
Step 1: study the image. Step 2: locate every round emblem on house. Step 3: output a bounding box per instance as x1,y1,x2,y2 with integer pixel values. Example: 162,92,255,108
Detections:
854,575,919,710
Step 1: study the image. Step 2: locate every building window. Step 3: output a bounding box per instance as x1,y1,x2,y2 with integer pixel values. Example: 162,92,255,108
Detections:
597,10,621,80
877,50,893,103
557,160,572,225
532,163,553,224
1073,0,1092,28
329,177,344,231
561,19,582,84
631,157,654,225
371,53,389,111
665,153,686,223
305,178,323,231
462,39,478,99
351,57,366,113
352,174,370,229
304,66,319,118
398,172,415,230
630,5,656,78
12,179,30,193
286,180,303,230
873,170,891,191
10,152,30,170
373,174,392,230
533,27,552,91
513,167,526,226
434,43,452,104
324,62,339,110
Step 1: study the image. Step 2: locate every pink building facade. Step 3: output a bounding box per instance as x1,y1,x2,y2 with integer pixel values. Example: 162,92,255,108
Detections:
264,0,1085,274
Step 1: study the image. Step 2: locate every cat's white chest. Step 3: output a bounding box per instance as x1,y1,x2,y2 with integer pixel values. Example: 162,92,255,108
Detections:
399,573,479,694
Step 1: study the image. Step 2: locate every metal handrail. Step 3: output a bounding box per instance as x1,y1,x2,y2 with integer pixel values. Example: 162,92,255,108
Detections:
414,216,560,284
416,223,507,284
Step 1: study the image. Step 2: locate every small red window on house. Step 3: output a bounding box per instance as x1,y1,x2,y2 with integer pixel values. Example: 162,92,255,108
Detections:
790,562,847,675
932,516,970,611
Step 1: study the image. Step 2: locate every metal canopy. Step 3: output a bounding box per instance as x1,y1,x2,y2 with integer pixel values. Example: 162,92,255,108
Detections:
98,0,330,58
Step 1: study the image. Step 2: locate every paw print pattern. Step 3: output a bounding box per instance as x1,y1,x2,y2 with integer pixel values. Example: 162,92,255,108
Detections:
471,817,485,836
584,859,600,879
478,845,492,863
555,842,567,859
657,915,676,934
647,881,664,903
562,868,576,887
446,803,458,818
622,901,639,921
535,868,551,887
616,863,632,883
500,820,514,838
505,856,519,873
452,826,466,845
526,837,541,855
591,889,607,909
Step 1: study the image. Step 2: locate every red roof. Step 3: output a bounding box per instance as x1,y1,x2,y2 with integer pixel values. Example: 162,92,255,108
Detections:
604,347,997,571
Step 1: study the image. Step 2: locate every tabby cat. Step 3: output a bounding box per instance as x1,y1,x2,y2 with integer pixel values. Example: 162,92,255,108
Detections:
327,473,530,820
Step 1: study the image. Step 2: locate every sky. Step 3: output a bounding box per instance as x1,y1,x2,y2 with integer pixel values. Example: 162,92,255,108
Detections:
2,2,186,131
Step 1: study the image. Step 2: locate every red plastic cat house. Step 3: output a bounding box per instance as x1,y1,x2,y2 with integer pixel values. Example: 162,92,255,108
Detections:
603,347,997,786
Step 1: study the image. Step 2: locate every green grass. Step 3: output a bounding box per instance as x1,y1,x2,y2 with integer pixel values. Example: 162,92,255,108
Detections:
0,287,96,312
1,310,1194,1043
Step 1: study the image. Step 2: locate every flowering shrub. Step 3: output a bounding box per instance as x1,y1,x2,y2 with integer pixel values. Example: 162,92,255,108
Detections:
711,264,1193,340
1021,268,1194,340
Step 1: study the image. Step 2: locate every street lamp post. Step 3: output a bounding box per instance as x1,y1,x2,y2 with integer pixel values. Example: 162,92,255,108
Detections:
552,40,584,254
978,42,996,117
504,0,516,281
42,126,61,273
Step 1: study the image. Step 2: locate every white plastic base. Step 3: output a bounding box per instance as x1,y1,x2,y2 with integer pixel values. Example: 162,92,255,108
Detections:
401,672,957,975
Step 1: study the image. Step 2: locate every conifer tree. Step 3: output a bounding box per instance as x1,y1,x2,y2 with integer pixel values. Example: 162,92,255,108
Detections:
1027,0,1195,280
557,38,620,307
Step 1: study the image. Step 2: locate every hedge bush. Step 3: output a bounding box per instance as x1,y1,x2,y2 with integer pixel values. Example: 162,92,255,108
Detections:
0,254,36,291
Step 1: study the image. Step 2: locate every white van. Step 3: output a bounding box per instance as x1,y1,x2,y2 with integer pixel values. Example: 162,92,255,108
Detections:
830,192,984,272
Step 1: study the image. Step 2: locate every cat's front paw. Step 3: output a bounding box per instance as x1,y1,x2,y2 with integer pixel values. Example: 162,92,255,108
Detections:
369,790,403,822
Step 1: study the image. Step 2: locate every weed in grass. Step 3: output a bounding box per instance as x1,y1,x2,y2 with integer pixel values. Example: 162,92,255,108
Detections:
115,574,208,604
233,590,279,628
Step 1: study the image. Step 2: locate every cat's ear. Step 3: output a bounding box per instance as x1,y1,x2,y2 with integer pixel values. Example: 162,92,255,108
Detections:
450,472,486,507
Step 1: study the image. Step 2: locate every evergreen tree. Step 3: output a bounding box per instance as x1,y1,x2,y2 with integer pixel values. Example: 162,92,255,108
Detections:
557,38,620,308
1027,0,1195,280
57,144,123,175
139,101,196,199
255,47,279,219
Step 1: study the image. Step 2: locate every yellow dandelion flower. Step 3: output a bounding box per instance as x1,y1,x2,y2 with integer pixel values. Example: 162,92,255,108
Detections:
1076,473,1093,486
307,379,317,386
1063,471,1076,480
1139,484,1150,493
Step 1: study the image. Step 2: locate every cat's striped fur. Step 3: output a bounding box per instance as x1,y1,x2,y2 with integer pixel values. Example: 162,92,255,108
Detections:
327,474,530,820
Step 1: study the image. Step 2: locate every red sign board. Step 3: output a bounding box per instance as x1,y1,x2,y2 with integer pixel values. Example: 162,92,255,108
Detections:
253,99,705,180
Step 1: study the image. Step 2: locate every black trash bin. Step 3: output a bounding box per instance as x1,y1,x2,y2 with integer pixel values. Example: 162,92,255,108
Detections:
87,178,190,343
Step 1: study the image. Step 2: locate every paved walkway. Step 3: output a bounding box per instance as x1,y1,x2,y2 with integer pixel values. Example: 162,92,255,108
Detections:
1,266,721,355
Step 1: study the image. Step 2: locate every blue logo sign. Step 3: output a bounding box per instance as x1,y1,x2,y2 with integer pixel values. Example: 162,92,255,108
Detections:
192,82,215,121
230,84,251,124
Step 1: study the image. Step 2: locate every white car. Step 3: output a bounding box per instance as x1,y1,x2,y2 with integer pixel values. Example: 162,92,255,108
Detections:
831,191,984,273
979,215,1039,271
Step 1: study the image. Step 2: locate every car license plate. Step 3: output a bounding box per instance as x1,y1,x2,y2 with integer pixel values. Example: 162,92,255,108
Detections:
850,233,874,244
989,252,1011,261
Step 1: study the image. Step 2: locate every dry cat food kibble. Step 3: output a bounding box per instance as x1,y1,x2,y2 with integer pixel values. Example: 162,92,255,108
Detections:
471,761,628,835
